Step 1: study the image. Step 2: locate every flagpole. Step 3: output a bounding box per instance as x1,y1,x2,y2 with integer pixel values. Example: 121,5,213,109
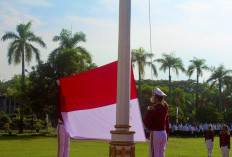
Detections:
110,0,135,156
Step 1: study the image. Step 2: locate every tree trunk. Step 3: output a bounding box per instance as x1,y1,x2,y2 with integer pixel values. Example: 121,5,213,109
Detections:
196,73,199,107
138,65,142,101
219,79,222,112
19,48,25,134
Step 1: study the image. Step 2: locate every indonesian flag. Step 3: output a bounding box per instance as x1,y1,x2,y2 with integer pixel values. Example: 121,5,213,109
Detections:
224,96,227,112
58,61,146,142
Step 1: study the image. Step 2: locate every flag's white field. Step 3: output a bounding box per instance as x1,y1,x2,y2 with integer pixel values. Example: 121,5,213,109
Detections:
59,61,146,142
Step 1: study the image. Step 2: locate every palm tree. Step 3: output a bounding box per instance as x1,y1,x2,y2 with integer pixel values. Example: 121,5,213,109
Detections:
1,21,46,133
223,75,232,95
131,47,157,99
146,55,158,94
187,57,209,107
207,64,232,112
155,53,185,103
49,29,89,61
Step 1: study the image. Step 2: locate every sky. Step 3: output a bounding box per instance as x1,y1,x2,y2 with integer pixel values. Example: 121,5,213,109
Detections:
1,0,232,82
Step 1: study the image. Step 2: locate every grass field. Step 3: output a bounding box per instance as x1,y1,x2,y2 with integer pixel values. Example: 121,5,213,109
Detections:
0,134,231,157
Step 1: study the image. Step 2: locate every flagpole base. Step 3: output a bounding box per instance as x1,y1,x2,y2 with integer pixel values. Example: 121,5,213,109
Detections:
109,141,135,157
109,128,135,157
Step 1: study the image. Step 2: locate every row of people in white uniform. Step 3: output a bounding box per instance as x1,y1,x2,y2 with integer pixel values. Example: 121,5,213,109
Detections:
170,123,232,134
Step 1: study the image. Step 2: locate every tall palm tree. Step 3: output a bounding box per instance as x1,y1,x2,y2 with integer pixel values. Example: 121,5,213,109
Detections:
146,54,158,94
49,29,89,61
207,64,232,112
187,57,209,107
131,47,157,99
155,53,185,103
1,21,46,133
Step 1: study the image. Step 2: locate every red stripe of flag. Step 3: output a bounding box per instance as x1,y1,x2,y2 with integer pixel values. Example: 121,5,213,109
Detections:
59,61,137,112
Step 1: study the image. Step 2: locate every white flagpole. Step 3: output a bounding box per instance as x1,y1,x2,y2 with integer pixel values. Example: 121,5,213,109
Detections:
110,0,135,156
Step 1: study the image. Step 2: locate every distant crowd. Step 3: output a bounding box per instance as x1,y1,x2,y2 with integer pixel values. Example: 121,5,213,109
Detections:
144,123,232,138
169,123,232,137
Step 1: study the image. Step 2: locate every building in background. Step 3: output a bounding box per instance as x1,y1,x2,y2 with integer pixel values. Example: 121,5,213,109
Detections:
0,95,19,115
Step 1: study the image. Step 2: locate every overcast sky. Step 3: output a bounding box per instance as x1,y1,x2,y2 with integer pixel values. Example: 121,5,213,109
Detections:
1,0,232,82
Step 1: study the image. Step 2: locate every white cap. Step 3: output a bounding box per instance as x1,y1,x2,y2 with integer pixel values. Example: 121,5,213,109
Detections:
154,87,167,97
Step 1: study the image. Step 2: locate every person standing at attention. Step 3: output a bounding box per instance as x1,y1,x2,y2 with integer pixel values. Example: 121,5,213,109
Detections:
205,125,214,157
220,125,230,157
145,87,170,157
56,81,70,157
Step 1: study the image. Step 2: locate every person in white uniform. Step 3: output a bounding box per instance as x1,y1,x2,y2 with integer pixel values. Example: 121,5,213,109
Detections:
145,88,170,157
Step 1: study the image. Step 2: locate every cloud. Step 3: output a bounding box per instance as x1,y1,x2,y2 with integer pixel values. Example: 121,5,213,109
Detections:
0,2,44,31
65,16,119,66
130,22,232,81
67,16,117,28
176,0,232,32
16,0,54,7
98,0,118,13
177,1,211,24
1,0,232,82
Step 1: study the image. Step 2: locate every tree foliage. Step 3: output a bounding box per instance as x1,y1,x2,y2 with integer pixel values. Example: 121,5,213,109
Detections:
155,53,185,103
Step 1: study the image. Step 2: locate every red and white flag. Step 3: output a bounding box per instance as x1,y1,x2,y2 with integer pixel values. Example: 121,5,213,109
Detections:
58,61,146,142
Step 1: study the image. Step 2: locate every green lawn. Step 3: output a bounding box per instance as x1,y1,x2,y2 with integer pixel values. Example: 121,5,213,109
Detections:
0,134,231,157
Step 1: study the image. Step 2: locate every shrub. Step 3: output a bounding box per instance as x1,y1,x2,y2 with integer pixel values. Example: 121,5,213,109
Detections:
33,119,45,132
0,111,11,129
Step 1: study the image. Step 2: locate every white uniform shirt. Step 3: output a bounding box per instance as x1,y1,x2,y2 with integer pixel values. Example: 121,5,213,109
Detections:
213,124,217,131
199,124,203,131
217,124,221,131
194,125,199,132
172,124,177,132
229,125,232,132
175,125,178,131
184,125,189,131
188,124,192,131
178,124,183,131
203,124,208,131
191,126,195,132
